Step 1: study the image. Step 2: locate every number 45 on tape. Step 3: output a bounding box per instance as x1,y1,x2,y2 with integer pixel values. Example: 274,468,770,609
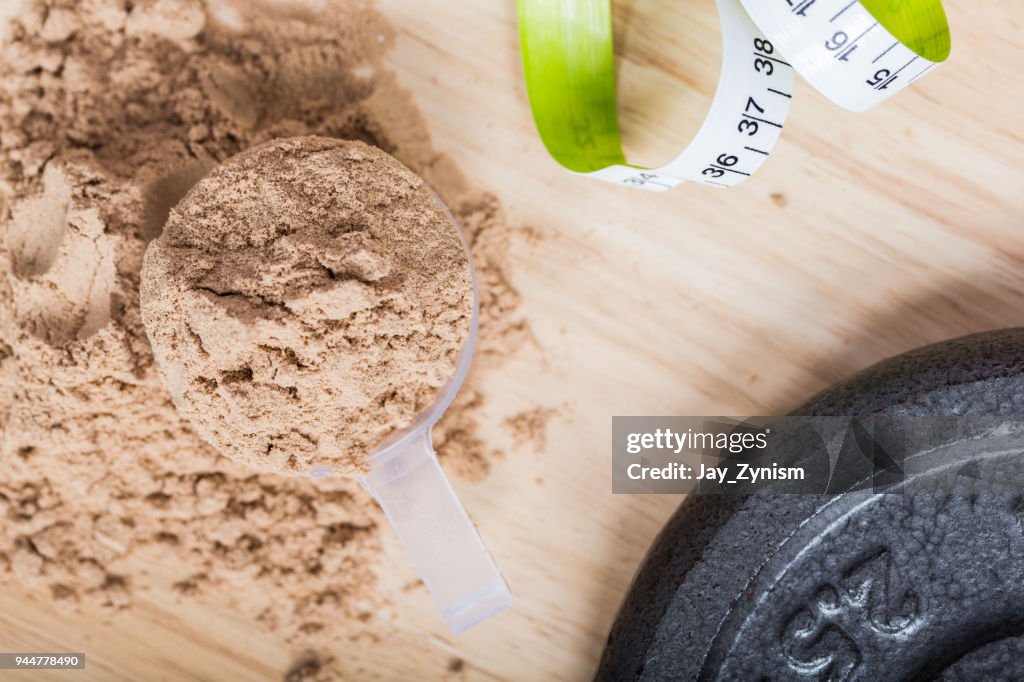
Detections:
518,0,950,190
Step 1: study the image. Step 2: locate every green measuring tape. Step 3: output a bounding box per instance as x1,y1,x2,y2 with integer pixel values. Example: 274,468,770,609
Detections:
518,0,950,190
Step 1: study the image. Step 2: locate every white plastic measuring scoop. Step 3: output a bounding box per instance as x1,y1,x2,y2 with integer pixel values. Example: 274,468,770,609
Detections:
350,193,512,634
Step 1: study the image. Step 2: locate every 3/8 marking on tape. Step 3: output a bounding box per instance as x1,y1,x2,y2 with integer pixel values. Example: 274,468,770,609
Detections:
519,0,947,190
742,0,950,111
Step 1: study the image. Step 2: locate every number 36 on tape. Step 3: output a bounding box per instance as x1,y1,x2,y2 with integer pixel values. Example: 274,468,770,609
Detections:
517,0,951,190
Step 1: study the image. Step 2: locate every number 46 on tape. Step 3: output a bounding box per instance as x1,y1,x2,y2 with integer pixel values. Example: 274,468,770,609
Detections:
518,0,950,190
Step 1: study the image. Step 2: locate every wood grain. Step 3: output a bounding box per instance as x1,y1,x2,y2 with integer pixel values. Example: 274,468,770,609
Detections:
1,0,1022,679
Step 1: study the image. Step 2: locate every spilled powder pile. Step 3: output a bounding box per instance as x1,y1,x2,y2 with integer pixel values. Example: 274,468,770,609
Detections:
142,137,473,476
0,0,526,651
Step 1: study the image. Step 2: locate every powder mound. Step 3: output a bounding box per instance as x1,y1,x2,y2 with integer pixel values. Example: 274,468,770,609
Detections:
0,0,528,658
141,137,473,476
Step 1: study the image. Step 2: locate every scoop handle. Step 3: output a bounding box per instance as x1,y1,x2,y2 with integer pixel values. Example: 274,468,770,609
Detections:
361,432,513,634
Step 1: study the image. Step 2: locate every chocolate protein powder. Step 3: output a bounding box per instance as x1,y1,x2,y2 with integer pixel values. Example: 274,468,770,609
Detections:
0,0,532,660
140,136,474,476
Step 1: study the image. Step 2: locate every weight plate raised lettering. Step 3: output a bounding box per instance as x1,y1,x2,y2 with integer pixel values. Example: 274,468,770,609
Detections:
598,329,1024,681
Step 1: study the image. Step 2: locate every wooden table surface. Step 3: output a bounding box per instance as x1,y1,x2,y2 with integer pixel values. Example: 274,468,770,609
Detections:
2,0,1023,679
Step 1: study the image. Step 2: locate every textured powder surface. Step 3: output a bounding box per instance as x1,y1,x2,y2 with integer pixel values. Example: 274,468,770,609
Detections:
0,0,528,659
141,137,473,476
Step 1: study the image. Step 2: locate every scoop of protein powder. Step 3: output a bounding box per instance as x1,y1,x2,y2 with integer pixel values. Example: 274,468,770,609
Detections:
141,136,512,633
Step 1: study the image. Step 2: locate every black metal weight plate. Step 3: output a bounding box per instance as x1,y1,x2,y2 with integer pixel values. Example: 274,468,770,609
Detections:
597,329,1024,681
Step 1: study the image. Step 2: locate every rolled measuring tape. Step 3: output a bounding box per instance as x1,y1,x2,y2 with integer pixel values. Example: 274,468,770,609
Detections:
518,0,951,190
